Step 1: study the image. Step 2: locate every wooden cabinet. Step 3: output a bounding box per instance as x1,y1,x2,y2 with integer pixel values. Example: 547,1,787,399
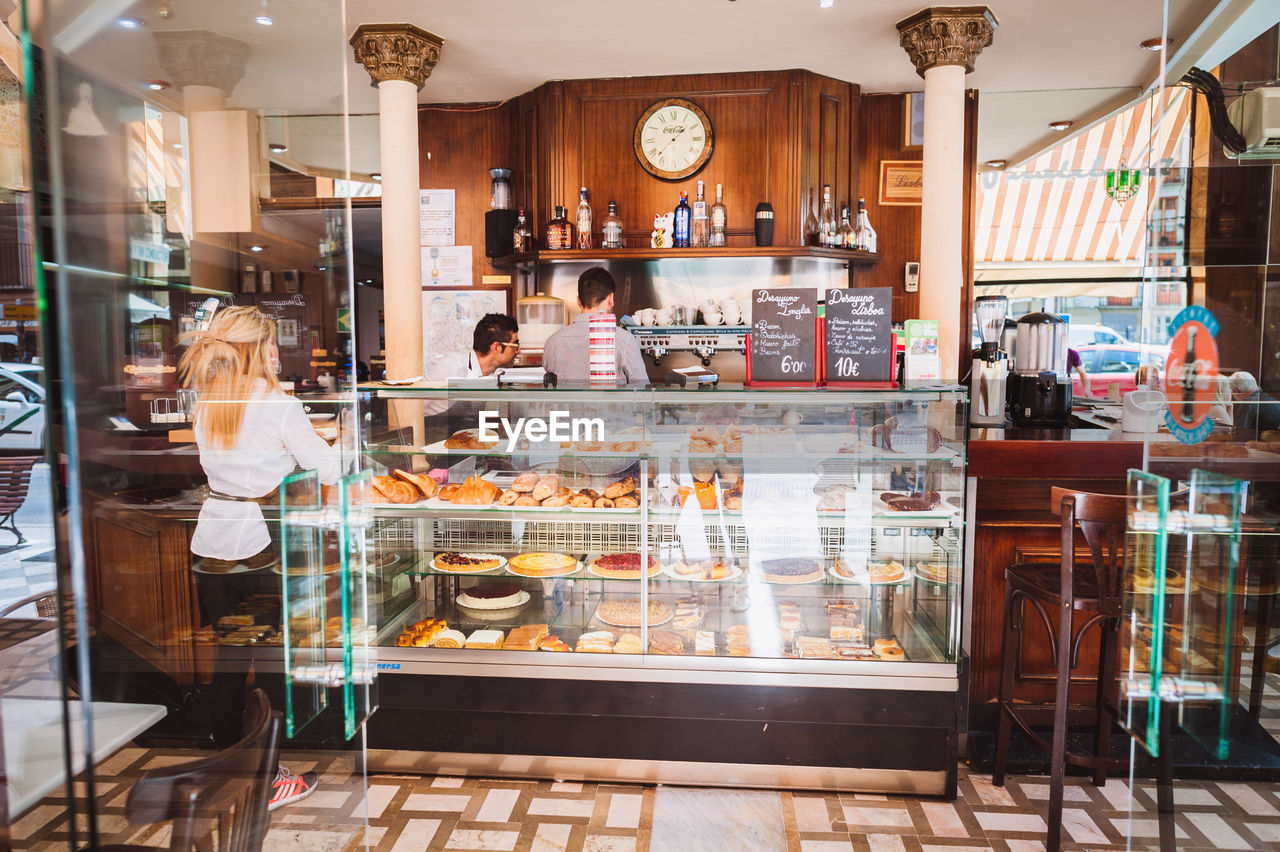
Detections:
90,499,200,685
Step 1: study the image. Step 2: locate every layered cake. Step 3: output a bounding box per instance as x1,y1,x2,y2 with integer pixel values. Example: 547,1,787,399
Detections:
457,582,527,610
761,557,824,584
504,623,550,650
433,552,502,573
590,552,661,579
669,559,735,581
464,629,505,649
508,552,578,577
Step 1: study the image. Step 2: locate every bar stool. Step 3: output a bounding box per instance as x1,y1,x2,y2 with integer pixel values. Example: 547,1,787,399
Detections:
992,487,1130,852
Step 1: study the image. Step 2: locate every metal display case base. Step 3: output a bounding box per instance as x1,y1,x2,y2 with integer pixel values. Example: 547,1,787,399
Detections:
365,673,960,797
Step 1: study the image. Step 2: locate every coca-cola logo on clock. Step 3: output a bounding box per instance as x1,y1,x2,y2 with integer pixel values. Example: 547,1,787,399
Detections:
1164,305,1220,444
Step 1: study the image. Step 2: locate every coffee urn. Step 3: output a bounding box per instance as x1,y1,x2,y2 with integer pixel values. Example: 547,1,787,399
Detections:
970,296,1009,426
1010,311,1072,427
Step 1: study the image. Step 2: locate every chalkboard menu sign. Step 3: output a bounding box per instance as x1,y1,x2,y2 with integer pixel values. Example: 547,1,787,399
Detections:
749,288,818,384
824,287,893,384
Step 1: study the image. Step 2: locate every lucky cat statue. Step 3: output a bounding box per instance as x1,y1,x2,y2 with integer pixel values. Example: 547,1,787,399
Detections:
650,212,674,248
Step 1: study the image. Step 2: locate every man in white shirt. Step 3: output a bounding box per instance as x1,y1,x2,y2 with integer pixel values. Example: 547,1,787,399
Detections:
426,313,520,380
423,313,520,418
542,267,649,385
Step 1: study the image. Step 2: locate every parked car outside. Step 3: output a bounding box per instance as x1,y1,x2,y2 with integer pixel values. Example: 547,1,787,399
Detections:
1067,324,1129,349
1072,344,1167,399
0,367,45,451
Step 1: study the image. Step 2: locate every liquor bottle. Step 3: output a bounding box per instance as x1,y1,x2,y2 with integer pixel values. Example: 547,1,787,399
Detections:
818,184,837,248
575,187,593,249
513,206,533,253
690,180,710,247
803,187,819,246
837,204,854,248
602,200,623,249
853,197,878,253
547,205,572,250
710,183,727,247
673,191,691,248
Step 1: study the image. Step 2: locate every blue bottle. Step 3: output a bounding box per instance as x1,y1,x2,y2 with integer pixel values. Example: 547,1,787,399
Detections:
673,191,691,248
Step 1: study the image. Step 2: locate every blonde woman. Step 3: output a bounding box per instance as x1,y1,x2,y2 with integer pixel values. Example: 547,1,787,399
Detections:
179,306,340,809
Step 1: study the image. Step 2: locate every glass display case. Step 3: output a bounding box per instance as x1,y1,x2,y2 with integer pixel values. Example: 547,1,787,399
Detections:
340,382,969,794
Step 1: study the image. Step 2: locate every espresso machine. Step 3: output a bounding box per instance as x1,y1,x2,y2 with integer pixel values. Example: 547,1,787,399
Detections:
970,295,1009,426
1010,311,1072,427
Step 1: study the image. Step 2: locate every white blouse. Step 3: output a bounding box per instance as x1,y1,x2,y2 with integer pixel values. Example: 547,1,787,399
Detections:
191,379,341,561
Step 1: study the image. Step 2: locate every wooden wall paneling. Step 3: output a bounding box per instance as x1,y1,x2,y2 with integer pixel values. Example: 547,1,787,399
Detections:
857,93,921,321
553,71,802,249
418,102,515,284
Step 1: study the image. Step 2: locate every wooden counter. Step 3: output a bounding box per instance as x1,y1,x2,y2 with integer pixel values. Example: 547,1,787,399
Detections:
967,427,1142,729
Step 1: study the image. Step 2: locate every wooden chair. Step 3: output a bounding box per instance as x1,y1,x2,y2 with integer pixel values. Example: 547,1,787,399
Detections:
0,455,40,545
98,688,281,852
992,487,1130,852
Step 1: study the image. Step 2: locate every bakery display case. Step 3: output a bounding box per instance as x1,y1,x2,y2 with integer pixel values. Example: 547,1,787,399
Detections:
332,383,969,795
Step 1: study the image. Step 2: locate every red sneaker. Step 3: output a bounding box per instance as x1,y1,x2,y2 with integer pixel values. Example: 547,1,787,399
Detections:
268,765,318,811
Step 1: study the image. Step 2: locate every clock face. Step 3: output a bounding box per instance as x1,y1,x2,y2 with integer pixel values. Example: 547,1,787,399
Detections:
633,99,713,181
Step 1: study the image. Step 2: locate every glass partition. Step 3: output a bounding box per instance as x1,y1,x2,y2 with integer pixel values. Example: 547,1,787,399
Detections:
18,0,367,845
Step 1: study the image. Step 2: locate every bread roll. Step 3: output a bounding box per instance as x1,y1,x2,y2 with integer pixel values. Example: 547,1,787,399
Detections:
531,475,560,502
604,476,638,499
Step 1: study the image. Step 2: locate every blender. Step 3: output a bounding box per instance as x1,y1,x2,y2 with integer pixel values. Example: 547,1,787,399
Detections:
969,295,1009,426
484,167,517,258
1010,311,1072,427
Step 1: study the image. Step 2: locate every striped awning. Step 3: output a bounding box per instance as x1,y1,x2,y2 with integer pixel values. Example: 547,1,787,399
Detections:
975,87,1191,265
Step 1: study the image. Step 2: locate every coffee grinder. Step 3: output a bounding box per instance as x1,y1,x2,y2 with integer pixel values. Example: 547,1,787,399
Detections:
1010,311,1072,427
970,295,1009,426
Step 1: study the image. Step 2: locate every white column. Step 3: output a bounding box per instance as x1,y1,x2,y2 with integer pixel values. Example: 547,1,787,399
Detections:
377,78,423,383
920,63,967,382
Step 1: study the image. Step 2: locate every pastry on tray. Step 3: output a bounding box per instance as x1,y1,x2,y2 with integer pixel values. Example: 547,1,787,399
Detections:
497,489,520,505
393,468,439,499
504,623,550,650
613,493,640,509
531,475,561,502
539,635,571,652
761,557,824,584
613,633,643,654
575,630,616,653
669,559,735,581
511,471,539,493
604,476,639,500
508,552,578,577
648,630,685,655
596,599,673,627
464,629,505,649
590,552,661,579
438,483,461,501
433,552,502,573
879,491,942,512
444,429,500,450
453,475,500,506
915,562,949,583
433,629,466,648
868,561,907,583
371,475,420,504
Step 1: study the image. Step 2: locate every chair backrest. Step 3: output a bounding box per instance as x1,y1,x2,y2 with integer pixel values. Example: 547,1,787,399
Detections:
0,456,38,516
126,689,282,852
1050,487,1129,613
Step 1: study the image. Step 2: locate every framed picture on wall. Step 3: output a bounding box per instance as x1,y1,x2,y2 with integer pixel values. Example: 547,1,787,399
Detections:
422,286,513,365
879,160,924,207
903,92,924,148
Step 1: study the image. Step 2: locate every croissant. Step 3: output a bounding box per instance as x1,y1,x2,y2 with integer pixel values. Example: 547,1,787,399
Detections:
394,468,438,499
371,475,419,504
453,475,499,506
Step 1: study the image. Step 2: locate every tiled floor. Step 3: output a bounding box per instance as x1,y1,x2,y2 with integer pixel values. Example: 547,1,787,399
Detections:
13,751,1280,851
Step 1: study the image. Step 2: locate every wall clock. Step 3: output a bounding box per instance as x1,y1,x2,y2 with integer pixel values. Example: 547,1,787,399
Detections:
633,98,714,181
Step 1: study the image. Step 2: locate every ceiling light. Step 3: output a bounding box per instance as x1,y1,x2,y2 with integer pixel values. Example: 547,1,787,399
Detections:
370,173,382,182
248,244,267,252
1047,120,1072,131
255,0,273,25
985,159,1008,169
116,16,144,29
1139,37,1167,52
268,143,288,154
144,79,171,91
819,0,834,7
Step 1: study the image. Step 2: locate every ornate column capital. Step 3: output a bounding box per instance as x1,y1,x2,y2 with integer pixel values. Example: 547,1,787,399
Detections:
896,6,998,77
153,30,250,95
350,23,443,90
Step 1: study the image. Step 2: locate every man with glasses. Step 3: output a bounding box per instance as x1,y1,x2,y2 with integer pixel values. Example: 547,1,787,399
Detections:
427,312,520,380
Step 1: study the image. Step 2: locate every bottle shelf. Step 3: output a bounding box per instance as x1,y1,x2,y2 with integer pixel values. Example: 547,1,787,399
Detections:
490,246,878,269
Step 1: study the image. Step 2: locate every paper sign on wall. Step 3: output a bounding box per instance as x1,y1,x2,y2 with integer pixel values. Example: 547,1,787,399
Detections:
903,318,940,384
422,245,473,287
419,189,455,246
